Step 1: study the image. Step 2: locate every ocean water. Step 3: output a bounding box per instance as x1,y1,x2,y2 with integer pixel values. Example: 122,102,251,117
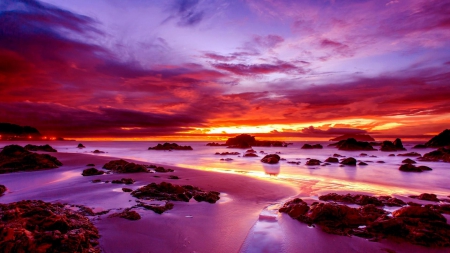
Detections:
3,141,449,196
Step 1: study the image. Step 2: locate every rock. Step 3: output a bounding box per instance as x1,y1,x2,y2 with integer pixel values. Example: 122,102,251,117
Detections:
168,175,179,179
0,185,6,195
86,163,95,166
301,144,323,149
246,149,256,153
425,129,450,147
24,144,57,152
122,188,133,192
341,157,357,165
393,206,446,222
319,193,383,206
388,154,395,157
0,200,100,252
206,142,225,146
330,134,375,142
333,153,344,157
92,150,105,154
360,153,367,156
148,143,193,150
419,148,450,162
410,193,440,202
215,152,240,155
118,209,141,220
82,168,105,176
225,134,288,148
358,161,368,165
243,153,258,157
103,159,148,173
413,144,428,149
0,145,62,174
393,138,406,150
376,161,385,163
131,182,220,204
92,179,101,183
306,159,321,165
279,198,310,219
154,166,174,173
220,158,233,161
331,138,375,151
260,154,281,164
325,157,339,163
399,164,432,172
398,152,421,157
111,178,135,184
402,158,416,164
136,202,174,214
77,143,85,148
381,139,406,151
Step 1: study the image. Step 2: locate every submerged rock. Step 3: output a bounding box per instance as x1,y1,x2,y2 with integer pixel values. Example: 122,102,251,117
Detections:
82,168,105,176
399,164,432,172
154,166,174,173
0,185,6,195
0,200,100,252
24,144,57,152
0,145,62,174
103,159,148,173
398,152,421,157
301,144,323,149
306,159,321,165
260,154,281,164
401,158,416,164
243,153,258,157
111,178,135,184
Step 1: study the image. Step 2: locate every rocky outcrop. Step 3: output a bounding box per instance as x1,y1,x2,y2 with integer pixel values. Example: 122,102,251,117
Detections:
103,159,148,173
77,143,85,148
131,182,220,204
260,154,280,164
340,157,356,165
280,197,450,247
24,144,57,152
82,168,105,176
402,158,416,164
409,193,440,202
0,145,62,174
111,209,141,220
111,178,135,184
306,159,321,165
0,200,100,252
0,185,6,195
153,166,174,173
319,193,406,207
225,134,288,148
419,148,450,162
301,144,323,149
413,144,427,149
330,134,375,142
325,157,339,163
425,129,450,147
243,153,258,157
206,142,226,146
397,152,421,157
380,138,406,151
135,201,174,214
399,164,432,172
215,152,240,155
148,143,193,150
92,150,105,154
330,138,375,151
0,123,41,140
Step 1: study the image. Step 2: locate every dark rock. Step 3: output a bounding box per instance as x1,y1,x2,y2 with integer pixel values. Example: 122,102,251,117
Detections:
425,129,450,147
168,175,179,179
358,162,368,165
86,163,95,166
148,143,193,150
0,200,100,252
92,150,105,154
77,143,85,148
388,154,395,157
360,153,367,156
333,153,344,157
103,159,148,173
381,139,406,151
319,193,383,206
330,134,375,142
301,144,323,149
215,152,240,155
325,157,339,163
246,149,256,153
419,148,450,162
82,168,105,176
244,153,258,157
393,206,446,221
341,157,357,165
331,138,375,151
118,209,141,220
0,145,62,174
398,152,421,157
279,198,310,219
137,202,174,214
413,144,427,149
260,154,281,164
306,159,321,165
0,185,6,195
92,179,101,183
24,144,57,152
111,178,135,184
393,138,406,150
410,193,440,202
225,134,288,148
154,166,174,173
402,158,416,164
206,142,225,146
399,164,431,172
122,188,133,192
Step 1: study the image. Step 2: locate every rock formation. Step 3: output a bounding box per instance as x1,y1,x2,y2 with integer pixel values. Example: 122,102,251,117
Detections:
0,145,62,174
148,143,193,150
24,144,57,152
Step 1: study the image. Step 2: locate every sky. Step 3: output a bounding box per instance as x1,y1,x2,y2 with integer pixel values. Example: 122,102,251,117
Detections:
1,0,450,140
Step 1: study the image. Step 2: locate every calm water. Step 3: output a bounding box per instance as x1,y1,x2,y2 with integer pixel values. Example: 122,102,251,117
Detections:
2,141,450,195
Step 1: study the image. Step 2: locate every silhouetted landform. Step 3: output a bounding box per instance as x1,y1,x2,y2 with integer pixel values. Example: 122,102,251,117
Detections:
329,138,376,151
380,138,406,151
0,185,6,195
130,182,220,214
330,134,375,142
215,152,240,155
225,134,288,148
82,168,105,176
243,153,258,157
103,159,148,173
325,157,339,163
402,158,416,164
24,144,57,152
148,143,193,150
419,148,450,162
77,143,85,148
0,145,62,174
92,150,105,154
410,193,440,202
206,142,226,146
301,144,323,149
340,157,357,165
280,195,450,247
0,122,41,140
425,129,450,147
261,154,280,164
0,200,100,252
399,164,432,172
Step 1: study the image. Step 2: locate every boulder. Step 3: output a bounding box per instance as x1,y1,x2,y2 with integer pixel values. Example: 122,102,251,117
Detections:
24,144,57,152
425,129,450,147
77,143,85,148
118,209,141,220
301,144,323,149
341,157,357,165
92,150,105,154
154,166,174,173
306,159,321,165
103,159,148,173
0,185,6,195
398,152,421,157
261,154,281,164
410,193,440,202
380,139,406,151
82,168,105,176
419,148,450,162
401,158,416,164
325,157,339,163
399,164,432,172
0,145,62,174
358,161,368,165
148,143,193,150
331,138,375,151
243,153,258,157
393,206,446,222
111,178,135,184
279,198,310,219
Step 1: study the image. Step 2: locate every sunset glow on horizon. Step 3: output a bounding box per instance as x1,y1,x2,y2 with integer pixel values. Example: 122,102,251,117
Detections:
1,0,449,140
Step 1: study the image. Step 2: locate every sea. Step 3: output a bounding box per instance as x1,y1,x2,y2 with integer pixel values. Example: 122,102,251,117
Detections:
2,141,449,196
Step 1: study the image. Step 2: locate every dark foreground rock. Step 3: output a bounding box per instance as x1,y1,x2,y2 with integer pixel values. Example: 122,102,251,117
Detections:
0,145,62,174
325,157,339,163
148,143,193,150
131,182,220,204
24,144,57,152
103,159,148,173
0,200,100,252
280,197,450,247
109,209,141,220
380,138,406,151
409,193,440,202
399,164,432,172
419,148,450,162
330,138,375,151
340,157,357,165
301,144,323,149
82,168,105,176
111,178,135,184
0,185,6,195
319,193,406,207
306,159,321,165
260,154,281,164
425,129,450,147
